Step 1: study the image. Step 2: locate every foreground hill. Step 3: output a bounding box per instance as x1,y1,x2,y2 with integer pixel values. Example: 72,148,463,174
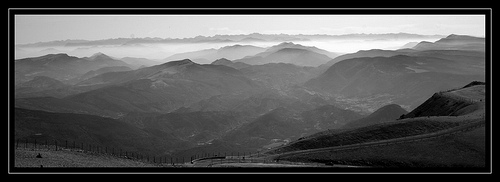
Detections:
400,82,485,118
271,125,485,168
265,82,486,168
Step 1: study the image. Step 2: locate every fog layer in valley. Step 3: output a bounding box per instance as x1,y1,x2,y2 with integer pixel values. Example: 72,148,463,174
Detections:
15,36,443,63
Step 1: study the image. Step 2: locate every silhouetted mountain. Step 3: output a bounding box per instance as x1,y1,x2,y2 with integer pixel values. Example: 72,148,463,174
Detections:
343,104,408,129
211,58,251,69
413,34,485,52
79,66,132,81
305,54,485,110
17,33,443,48
15,53,131,85
260,42,339,59
164,44,266,64
120,57,161,69
235,45,333,67
67,59,260,113
400,42,419,49
318,49,403,73
216,44,267,59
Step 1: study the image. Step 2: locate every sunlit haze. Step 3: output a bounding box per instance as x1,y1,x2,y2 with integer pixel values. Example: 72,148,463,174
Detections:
15,15,485,61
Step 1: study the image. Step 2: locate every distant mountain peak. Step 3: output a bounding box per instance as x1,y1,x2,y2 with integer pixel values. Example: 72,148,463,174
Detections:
444,34,478,39
277,42,298,46
42,53,71,58
91,52,105,56
162,59,195,67
275,47,308,52
88,52,113,60
212,58,232,65
177,59,194,64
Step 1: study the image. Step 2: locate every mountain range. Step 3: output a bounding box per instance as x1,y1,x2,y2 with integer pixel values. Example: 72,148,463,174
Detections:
233,42,338,67
12,33,487,167
16,33,444,47
164,44,266,64
14,53,132,85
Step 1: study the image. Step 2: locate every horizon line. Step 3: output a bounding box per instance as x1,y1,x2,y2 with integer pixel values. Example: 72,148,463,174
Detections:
16,32,470,46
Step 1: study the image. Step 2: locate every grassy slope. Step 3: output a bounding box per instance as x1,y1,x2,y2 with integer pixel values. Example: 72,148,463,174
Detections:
266,83,487,168
15,148,159,167
275,125,486,168
14,108,188,156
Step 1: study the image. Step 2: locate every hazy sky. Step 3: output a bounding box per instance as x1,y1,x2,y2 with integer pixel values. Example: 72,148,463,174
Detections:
15,15,485,45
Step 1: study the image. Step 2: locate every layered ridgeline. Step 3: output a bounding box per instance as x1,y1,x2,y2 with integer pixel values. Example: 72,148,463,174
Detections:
413,34,485,52
67,59,261,114
13,33,486,167
234,42,338,67
164,44,267,64
220,104,365,151
266,81,486,167
14,53,132,85
306,34,485,111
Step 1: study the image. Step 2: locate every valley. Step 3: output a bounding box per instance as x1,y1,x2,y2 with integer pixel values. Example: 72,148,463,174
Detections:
11,32,488,171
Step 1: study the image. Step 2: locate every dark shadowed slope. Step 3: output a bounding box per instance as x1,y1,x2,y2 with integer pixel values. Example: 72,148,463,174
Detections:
265,81,486,168
14,108,189,156
67,59,260,113
211,58,251,69
15,97,121,118
343,104,408,129
222,104,364,151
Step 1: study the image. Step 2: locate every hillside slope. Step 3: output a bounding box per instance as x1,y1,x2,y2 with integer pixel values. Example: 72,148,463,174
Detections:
15,148,159,168
14,108,188,156
265,81,487,168
400,83,485,118
343,104,408,129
